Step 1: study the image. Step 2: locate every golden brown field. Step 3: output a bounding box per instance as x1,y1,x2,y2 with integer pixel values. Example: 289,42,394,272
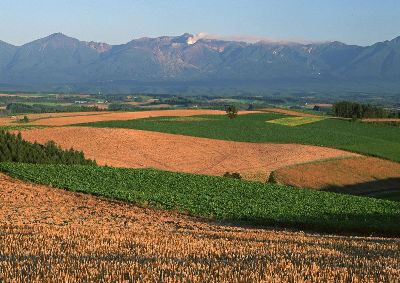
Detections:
29,109,249,126
271,157,400,195
19,126,357,181
1,173,399,282
0,109,246,126
0,111,109,125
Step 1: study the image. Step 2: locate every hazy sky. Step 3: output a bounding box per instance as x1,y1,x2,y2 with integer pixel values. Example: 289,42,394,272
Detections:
1,0,399,46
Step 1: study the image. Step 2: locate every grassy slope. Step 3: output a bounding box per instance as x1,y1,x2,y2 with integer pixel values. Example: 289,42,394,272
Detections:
77,113,400,162
1,162,399,236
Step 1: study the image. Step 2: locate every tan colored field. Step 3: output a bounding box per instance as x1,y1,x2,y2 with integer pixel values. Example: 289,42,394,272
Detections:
363,118,400,122
271,157,400,195
0,109,243,126
260,108,320,117
19,127,357,181
28,109,248,126
0,111,109,125
1,173,399,282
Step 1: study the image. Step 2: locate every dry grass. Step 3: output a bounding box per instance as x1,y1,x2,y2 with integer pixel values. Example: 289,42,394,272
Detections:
1,173,399,282
19,127,357,181
271,157,400,195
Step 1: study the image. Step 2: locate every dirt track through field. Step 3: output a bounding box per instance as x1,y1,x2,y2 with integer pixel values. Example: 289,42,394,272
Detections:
19,127,357,181
29,109,257,126
1,173,399,282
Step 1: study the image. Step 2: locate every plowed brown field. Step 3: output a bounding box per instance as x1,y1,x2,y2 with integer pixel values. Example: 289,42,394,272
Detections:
19,127,357,181
1,173,399,282
30,109,254,126
271,157,400,195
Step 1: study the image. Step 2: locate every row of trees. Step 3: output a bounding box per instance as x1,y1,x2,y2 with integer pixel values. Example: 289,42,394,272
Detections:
6,103,102,114
0,131,96,165
333,101,389,119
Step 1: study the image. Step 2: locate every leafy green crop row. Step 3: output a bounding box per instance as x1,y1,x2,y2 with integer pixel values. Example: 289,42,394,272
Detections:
1,162,399,236
77,113,400,162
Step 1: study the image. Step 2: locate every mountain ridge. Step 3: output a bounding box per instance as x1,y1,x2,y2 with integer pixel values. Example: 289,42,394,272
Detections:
0,33,399,92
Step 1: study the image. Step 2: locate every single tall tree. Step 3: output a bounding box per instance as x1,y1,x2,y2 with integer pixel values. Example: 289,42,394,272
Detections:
225,105,238,119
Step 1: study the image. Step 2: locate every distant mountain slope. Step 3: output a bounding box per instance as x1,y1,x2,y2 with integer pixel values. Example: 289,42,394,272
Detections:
0,33,399,90
342,36,400,79
0,40,17,70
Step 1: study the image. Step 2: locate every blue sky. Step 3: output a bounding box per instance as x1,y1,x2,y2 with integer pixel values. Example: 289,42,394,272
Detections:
1,0,399,46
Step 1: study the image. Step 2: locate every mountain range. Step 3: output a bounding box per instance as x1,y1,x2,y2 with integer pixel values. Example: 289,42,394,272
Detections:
0,33,400,93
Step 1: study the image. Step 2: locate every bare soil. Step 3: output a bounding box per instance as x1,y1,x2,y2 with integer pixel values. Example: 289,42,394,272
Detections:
1,173,399,282
19,127,357,181
272,157,400,195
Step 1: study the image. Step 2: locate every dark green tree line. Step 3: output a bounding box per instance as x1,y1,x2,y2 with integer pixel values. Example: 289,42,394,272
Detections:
333,101,389,119
6,103,101,114
0,130,96,165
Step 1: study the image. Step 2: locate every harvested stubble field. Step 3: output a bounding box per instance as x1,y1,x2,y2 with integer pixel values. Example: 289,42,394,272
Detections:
29,109,255,126
18,126,357,181
1,173,399,282
271,157,400,200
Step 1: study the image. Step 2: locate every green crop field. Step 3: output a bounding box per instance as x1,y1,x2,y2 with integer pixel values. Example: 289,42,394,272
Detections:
1,162,399,236
77,113,400,162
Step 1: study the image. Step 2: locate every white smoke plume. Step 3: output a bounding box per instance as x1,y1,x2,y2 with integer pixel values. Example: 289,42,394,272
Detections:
187,32,208,44
187,32,316,45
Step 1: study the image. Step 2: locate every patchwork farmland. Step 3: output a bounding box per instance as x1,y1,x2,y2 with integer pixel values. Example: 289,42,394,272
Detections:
1,107,400,281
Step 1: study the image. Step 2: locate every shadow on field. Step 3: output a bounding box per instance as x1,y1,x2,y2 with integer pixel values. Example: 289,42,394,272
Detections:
322,177,400,201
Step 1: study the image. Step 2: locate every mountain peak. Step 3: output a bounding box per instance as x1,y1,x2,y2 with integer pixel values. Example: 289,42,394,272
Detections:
172,33,194,44
47,32,71,39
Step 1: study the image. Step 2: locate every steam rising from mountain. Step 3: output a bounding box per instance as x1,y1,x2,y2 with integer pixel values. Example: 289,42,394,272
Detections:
186,32,315,45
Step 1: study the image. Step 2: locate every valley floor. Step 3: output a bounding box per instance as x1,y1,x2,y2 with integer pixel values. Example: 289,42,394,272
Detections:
1,173,399,282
